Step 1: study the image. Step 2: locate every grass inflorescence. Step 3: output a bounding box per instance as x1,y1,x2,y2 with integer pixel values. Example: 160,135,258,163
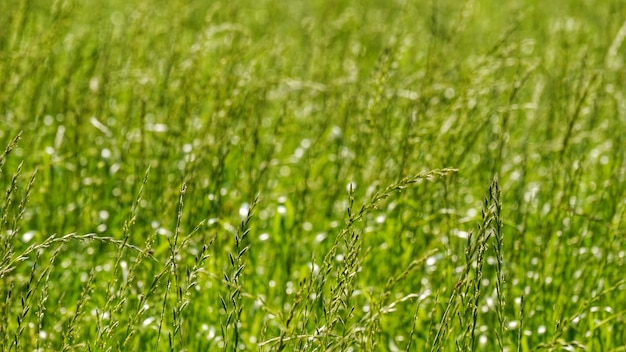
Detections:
1,0,626,350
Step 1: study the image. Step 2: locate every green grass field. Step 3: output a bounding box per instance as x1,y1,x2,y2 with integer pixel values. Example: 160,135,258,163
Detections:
1,0,626,350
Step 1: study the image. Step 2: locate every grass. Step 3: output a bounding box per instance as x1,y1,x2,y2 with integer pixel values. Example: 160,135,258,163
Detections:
1,0,626,350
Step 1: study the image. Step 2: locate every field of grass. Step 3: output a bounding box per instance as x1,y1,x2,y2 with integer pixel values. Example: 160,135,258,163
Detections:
1,0,626,350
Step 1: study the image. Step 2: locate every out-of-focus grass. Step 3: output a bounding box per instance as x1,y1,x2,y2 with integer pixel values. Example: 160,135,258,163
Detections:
1,0,625,350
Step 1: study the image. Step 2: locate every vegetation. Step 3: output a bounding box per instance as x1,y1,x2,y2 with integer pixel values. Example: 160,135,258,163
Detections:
1,0,625,350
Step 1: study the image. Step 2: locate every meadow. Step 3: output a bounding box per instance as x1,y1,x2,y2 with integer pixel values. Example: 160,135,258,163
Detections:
1,0,625,350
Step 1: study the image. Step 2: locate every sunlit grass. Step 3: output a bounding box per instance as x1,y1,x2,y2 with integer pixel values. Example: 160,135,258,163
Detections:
1,0,625,350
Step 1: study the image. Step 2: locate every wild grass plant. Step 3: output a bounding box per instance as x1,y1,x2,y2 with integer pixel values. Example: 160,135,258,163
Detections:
1,0,626,350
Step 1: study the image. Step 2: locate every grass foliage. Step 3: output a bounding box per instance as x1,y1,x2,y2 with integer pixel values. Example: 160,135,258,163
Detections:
1,0,626,350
